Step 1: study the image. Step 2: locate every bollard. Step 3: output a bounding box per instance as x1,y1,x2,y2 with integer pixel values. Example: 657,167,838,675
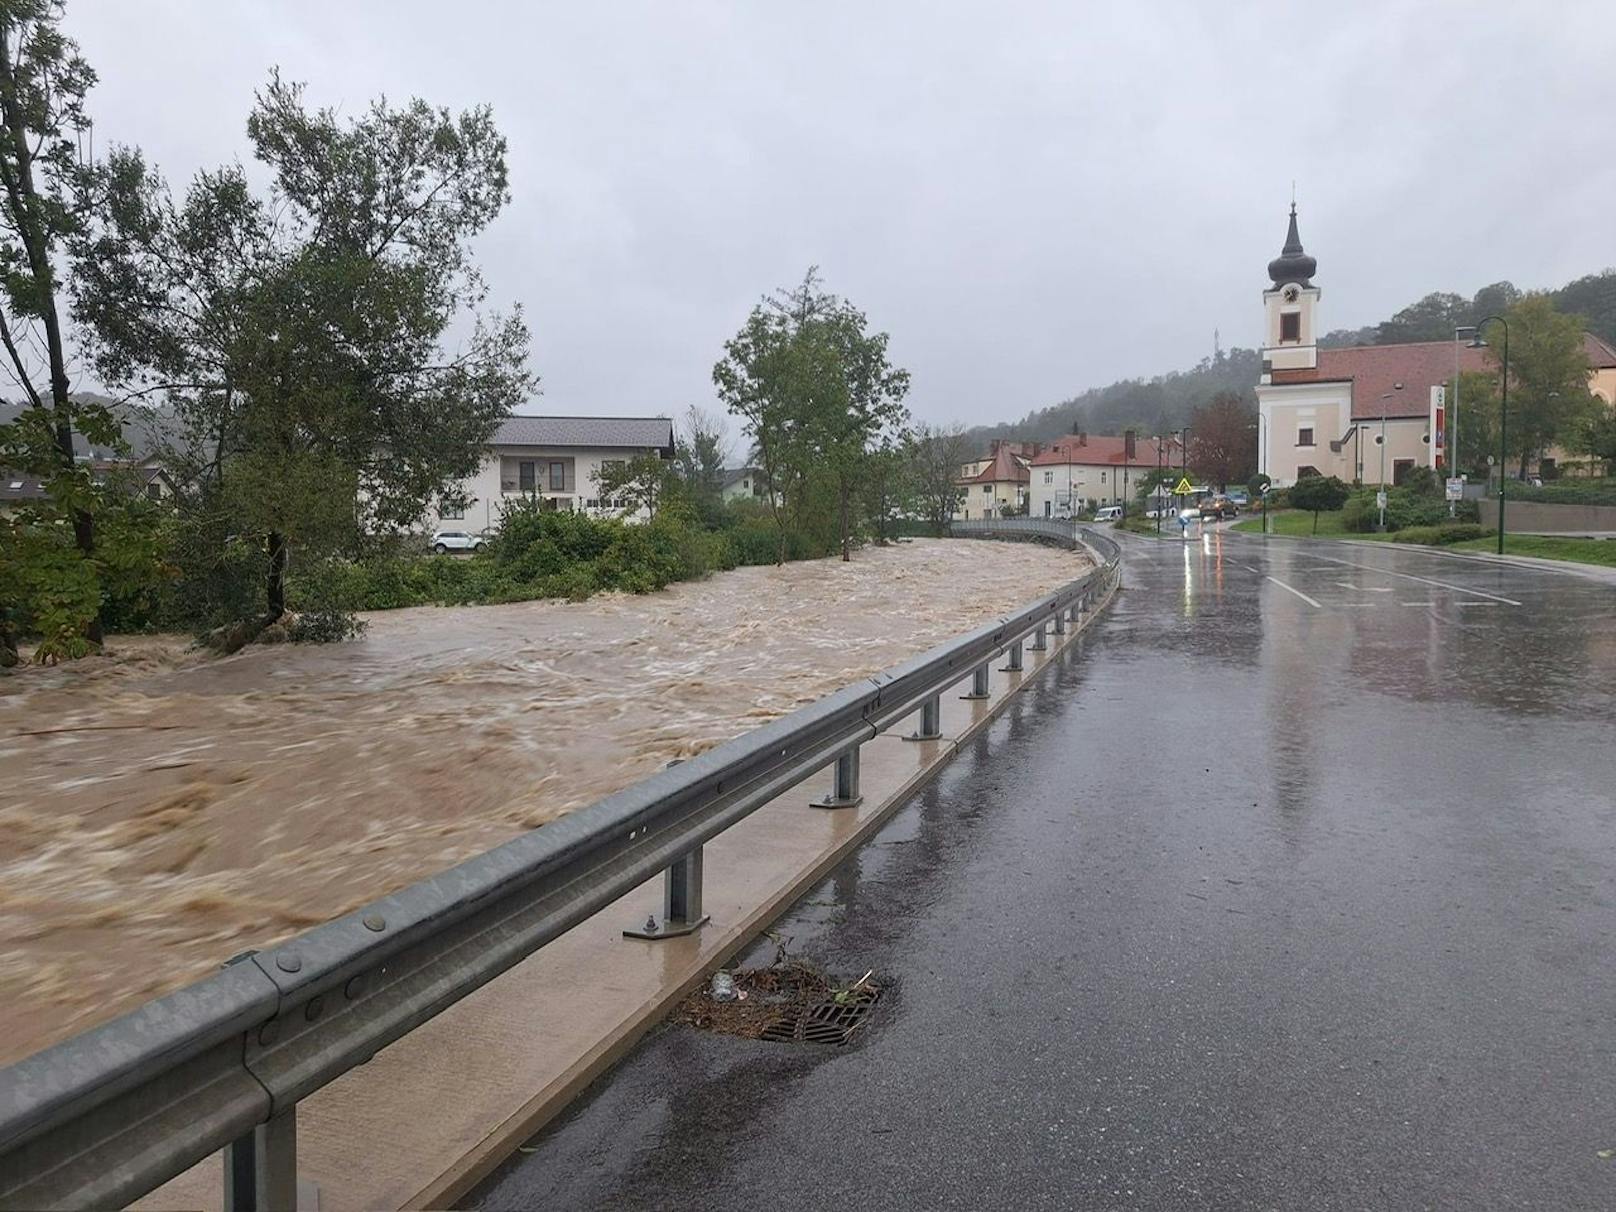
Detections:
812,744,862,808
904,693,943,742
960,661,991,700
999,638,1024,672
1029,621,1048,652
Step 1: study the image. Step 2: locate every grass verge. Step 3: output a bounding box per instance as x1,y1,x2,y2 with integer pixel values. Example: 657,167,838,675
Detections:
1447,534,1616,567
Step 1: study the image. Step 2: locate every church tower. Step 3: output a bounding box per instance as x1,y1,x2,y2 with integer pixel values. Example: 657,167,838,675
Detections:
1259,204,1320,385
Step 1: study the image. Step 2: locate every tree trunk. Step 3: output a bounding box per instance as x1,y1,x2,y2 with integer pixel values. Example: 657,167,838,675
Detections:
839,477,851,561
266,531,288,618
1312,510,1320,535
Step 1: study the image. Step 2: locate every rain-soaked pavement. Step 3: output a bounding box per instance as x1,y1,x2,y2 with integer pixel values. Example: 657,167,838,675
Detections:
471,532,1616,1210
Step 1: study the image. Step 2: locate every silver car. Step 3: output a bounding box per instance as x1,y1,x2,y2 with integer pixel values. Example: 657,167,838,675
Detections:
431,529,486,554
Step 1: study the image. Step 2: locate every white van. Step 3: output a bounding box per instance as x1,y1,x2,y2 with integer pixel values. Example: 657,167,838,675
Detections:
1093,506,1124,523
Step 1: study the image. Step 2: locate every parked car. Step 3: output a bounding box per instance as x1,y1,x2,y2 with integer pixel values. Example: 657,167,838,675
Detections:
431,529,486,554
1094,505,1124,523
1198,497,1239,520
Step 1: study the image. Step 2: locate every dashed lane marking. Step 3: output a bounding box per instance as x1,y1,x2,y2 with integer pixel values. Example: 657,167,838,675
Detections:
1283,552,1524,606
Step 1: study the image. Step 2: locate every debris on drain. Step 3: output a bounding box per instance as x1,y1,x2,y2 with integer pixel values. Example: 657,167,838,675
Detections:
676,953,882,1047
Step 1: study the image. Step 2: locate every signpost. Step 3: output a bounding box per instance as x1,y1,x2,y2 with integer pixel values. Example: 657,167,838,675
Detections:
1445,477,1464,503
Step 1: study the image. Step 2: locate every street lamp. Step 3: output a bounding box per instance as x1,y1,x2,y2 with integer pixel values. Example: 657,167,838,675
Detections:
1469,316,1510,555
1376,383,1404,531
1154,434,1164,534
1452,325,1477,515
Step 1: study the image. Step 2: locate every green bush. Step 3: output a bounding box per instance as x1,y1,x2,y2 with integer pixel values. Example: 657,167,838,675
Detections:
1342,485,1478,533
1391,523,1492,546
1505,480,1616,507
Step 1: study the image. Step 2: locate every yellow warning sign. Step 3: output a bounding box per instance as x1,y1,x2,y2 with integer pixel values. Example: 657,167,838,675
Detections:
1173,477,1194,495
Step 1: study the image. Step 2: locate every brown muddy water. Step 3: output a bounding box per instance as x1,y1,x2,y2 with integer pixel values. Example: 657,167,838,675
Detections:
0,538,1087,1064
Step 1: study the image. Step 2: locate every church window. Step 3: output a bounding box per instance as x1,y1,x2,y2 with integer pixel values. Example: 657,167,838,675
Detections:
1280,312,1300,342
1297,426,1314,447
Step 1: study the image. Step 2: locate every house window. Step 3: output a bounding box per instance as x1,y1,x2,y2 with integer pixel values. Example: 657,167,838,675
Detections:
1280,312,1301,342
145,482,162,501
1296,465,1321,479
1043,471,1053,484
982,484,991,495
441,503,464,520
518,461,536,492
1297,427,1315,447
1100,471,1107,484
549,461,566,491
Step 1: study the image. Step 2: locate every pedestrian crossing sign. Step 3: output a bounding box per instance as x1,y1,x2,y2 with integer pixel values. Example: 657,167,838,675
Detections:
1173,477,1194,495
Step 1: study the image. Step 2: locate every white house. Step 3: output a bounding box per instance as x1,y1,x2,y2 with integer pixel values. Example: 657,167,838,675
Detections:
1027,432,1181,517
425,414,675,532
720,466,767,503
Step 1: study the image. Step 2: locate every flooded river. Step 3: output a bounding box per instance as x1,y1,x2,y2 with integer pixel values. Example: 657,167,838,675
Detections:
0,538,1087,1064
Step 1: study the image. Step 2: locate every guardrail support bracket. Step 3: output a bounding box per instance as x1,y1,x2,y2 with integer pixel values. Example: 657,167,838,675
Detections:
624,845,710,939
223,1105,305,1212
811,746,863,809
999,639,1024,672
960,661,991,700
1029,622,1048,652
903,694,942,741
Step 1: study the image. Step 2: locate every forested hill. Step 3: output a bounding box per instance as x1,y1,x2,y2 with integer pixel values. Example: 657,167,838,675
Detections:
966,268,1616,448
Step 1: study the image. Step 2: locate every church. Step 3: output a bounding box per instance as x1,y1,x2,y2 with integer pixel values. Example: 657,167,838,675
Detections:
1254,206,1616,488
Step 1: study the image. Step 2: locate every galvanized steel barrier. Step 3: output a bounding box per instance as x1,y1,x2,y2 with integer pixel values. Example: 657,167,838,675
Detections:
0,524,1119,1210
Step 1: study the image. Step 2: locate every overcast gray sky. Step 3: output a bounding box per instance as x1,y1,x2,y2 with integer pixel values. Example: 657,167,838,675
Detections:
70,1,1616,431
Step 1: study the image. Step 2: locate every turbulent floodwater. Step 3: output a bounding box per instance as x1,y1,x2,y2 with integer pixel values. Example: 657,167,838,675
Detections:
0,538,1087,1064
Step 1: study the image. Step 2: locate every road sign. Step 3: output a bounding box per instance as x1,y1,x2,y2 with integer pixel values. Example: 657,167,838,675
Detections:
1173,477,1194,495
1445,477,1464,502
1375,490,1388,509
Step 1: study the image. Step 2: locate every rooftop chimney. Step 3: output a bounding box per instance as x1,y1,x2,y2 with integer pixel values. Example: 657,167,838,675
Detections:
1124,429,1137,460
1078,431,1087,447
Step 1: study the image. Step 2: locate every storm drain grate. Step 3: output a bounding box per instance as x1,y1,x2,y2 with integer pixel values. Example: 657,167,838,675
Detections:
758,986,882,1046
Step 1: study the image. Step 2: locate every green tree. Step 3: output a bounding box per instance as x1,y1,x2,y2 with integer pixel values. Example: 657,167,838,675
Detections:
0,0,156,657
1447,370,1500,480
1289,474,1350,534
72,74,531,645
906,421,969,534
714,268,909,563
1375,292,1471,345
860,438,914,544
1484,294,1595,479
1572,407,1616,474
594,452,674,518
672,405,729,524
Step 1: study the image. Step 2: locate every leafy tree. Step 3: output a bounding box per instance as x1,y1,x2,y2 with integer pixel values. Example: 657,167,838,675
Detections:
1482,294,1595,479
906,421,969,534
860,438,914,544
1446,370,1500,480
1573,407,1616,474
1375,292,1471,345
72,74,531,645
1289,474,1350,533
672,405,729,524
1186,391,1256,490
0,0,161,656
714,268,909,563
595,452,673,518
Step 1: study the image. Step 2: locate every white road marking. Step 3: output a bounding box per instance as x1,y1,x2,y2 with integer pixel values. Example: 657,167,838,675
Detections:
1265,576,1323,608
1455,601,1501,608
1399,601,1436,606
1334,582,1392,592
1287,552,1523,606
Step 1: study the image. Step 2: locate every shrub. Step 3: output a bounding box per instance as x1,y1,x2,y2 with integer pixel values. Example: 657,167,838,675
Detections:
1390,523,1491,546
1343,485,1480,533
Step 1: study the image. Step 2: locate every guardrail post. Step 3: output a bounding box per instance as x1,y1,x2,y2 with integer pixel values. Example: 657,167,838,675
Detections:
960,661,991,700
1030,621,1047,651
812,744,862,808
223,1106,298,1212
624,844,710,938
903,693,942,742
1052,610,1067,636
999,639,1024,672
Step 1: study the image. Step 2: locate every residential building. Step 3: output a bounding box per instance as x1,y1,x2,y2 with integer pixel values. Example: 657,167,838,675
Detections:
1027,432,1181,517
720,466,767,503
425,414,676,532
956,441,1031,519
1255,206,1616,488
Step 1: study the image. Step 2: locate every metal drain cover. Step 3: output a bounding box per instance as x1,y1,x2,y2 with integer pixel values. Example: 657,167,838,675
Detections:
759,987,882,1046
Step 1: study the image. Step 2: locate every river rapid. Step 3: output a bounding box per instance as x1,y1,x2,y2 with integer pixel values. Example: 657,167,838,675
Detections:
0,538,1087,1063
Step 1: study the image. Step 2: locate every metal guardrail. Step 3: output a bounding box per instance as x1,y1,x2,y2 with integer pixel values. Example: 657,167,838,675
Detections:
0,524,1119,1210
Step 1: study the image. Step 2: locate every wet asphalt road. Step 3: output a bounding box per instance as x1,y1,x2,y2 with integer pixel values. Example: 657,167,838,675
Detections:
470,534,1616,1211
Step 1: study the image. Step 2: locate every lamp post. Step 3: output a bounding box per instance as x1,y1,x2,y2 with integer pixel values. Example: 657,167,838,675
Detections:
1376,384,1403,531
1469,316,1509,555
1452,325,1477,515
1154,435,1164,534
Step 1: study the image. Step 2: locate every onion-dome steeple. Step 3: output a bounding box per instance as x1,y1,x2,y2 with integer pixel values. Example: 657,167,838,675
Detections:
1267,203,1317,287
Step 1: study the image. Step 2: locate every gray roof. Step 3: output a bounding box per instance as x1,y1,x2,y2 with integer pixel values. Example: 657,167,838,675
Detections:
721,466,761,489
493,414,674,453
0,397,190,463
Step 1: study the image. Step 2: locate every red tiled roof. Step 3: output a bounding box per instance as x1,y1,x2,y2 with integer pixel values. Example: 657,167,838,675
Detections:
1271,332,1616,422
960,444,1030,484
1028,434,1180,468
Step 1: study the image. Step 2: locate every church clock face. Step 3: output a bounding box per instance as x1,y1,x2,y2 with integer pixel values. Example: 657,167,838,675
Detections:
1283,286,1299,302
